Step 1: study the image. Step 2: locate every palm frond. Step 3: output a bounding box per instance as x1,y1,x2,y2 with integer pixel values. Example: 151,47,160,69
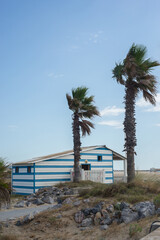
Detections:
143,90,156,105
112,63,125,85
79,120,94,136
72,87,88,101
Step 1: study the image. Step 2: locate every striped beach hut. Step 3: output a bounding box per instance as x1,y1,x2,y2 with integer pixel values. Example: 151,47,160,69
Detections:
12,145,127,195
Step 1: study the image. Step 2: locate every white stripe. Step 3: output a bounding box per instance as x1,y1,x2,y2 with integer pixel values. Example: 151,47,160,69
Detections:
58,155,74,160
13,175,34,180
35,174,70,180
35,168,72,172
105,173,113,178
84,150,112,155
12,181,33,187
36,162,74,166
35,181,70,187
12,188,33,194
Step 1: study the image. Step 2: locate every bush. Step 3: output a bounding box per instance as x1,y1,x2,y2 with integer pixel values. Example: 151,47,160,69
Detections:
153,194,160,209
129,224,142,237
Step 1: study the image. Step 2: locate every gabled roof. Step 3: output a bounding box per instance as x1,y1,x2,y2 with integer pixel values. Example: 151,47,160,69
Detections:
13,145,126,166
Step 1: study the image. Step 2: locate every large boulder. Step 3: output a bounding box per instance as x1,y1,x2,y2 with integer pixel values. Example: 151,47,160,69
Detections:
14,201,26,208
121,208,139,223
42,196,54,204
134,201,155,219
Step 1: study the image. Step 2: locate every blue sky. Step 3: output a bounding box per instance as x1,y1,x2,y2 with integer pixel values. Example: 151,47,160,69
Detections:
0,0,160,169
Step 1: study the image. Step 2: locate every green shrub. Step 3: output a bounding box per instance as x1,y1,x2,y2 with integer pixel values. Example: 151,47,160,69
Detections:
129,224,142,237
153,194,160,209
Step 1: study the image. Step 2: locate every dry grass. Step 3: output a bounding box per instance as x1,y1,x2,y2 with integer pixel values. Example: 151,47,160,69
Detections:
74,174,160,204
0,235,18,240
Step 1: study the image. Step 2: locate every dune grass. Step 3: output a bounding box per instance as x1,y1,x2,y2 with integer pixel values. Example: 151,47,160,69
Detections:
56,173,160,204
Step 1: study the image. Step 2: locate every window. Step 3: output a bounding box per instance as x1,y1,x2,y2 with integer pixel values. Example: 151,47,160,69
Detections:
98,155,102,161
27,166,31,173
15,167,19,173
81,164,90,171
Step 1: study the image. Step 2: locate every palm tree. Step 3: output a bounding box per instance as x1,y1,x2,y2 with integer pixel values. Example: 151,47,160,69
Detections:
0,158,10,208
112,44,160,182
66,87,99,182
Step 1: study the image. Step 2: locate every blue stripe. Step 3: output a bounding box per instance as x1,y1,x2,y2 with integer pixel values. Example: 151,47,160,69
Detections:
12,166,33,169
105,171,113,174
12,186,34,189
45,159,112,162
13,179,33,182
12,192,30,195
91,166,112,168
35,165,73,168
35,172,70,175
12,173,33,175
35,178,70,182
80,153,112,156
105,177,113,180
95,148,109,150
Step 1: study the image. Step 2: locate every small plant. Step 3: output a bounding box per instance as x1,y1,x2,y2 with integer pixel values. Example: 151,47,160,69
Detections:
129,224,142,237
153,194,160,209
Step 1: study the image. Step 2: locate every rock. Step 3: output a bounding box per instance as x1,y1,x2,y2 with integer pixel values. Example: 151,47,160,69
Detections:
73,200,81,206
34,198,44,205
120,202,130,210
57,197,63,204
134,201,155,219
100,216,112,225
121,208,138,223
156,208,160,215
26,201,32,207
106,204,114,213
83,208,92,216
81,218,93,227
52,204,62,209
75,211,84,223
56,214,62,219
42,196,54,204
101,209,109,218
14,201,26,208
15,220,22,226
83,199,90,203
100,225,109,230
63,197,72,205
94,212,101,225
23,213,34,223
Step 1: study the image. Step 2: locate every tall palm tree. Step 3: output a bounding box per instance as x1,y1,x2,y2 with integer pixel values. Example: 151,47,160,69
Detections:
112,44,160,182
0,158,10,208
66,87,99,182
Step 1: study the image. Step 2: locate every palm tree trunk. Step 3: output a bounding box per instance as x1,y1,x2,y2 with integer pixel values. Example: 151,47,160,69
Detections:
73,113,81,182
124,81,136,182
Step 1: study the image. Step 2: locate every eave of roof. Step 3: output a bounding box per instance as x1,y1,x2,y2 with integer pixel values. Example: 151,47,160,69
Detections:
12,145,126,166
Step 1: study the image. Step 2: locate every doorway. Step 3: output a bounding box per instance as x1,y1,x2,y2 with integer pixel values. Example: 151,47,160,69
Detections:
81,164,91,171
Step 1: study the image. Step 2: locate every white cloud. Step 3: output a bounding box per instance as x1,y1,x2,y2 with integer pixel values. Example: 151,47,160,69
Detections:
48,73,64,79
98,120,123,129
156,123,160,127
8,125,18,131
100,106,124,117
137,93,160,112
89,30,104,44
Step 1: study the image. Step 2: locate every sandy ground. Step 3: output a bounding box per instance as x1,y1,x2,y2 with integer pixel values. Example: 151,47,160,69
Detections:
0,198,159,240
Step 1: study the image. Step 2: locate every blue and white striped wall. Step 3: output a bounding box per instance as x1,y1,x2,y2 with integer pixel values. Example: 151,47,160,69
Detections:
12,147,113,195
